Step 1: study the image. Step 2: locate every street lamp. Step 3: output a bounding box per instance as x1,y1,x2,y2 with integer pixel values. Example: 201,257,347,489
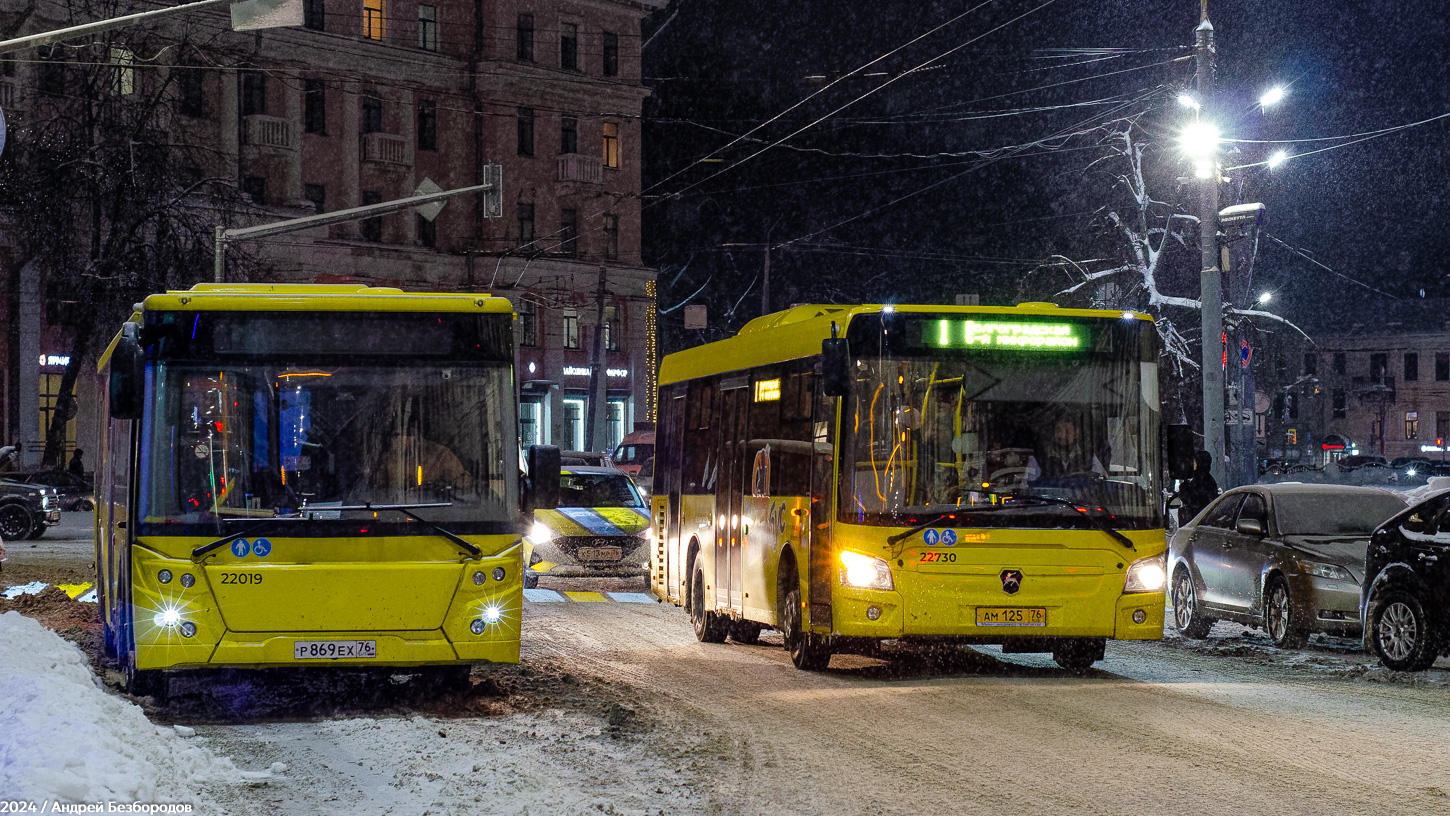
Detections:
1257,292,1272,305
1259,86,1286,108
1266,150,1289,169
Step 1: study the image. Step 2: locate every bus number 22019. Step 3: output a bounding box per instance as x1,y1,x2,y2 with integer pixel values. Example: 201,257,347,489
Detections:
220,573,263,585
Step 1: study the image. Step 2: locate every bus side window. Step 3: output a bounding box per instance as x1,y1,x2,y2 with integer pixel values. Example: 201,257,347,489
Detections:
682,379,716,492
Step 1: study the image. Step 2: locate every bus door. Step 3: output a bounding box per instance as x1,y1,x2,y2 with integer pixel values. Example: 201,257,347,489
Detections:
716,379,749,612
664,392,686,600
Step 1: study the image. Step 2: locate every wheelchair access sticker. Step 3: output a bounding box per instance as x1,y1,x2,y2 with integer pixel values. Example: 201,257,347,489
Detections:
230,539,250,557
940,530,957,547
252,538,272,557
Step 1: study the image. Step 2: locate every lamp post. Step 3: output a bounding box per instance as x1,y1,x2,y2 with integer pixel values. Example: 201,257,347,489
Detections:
1192,5,1225,485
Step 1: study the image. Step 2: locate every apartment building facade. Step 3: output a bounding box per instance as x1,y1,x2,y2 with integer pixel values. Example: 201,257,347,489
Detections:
0,0,662,464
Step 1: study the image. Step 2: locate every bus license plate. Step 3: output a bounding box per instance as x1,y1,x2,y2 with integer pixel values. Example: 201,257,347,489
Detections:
293,640,377,659
976,607,1046,627
578,547,622,561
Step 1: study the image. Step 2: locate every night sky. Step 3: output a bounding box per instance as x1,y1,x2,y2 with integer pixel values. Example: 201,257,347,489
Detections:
641,1,1450,349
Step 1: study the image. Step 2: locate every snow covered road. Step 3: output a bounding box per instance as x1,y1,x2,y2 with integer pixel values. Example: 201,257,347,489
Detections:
172,598,1450,816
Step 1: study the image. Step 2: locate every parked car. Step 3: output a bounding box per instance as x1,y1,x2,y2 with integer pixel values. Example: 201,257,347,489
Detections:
523,466,650,587
1334,454,1389,473
0,479,62,541
560,450,613,468
1169,483,1407,647
1363,491,1450,670
6,469,94,511
611,428,655,479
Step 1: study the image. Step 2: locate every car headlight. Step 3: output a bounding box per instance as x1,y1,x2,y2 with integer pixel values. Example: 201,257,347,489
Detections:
1123,552,1167,593
1298,559,1352,581
839,550,894,590
530,521,554,543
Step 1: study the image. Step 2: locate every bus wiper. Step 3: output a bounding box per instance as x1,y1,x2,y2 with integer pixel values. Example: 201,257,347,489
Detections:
886,511,968,547
194,502,482,559
1005,493,1137,551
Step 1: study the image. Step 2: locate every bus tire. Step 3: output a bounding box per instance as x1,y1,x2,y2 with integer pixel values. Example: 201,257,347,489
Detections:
1052,637,1105,671
783,585,832,671
729,620,763,645
690,566,727,643
123,657,167,702
523,572,539,589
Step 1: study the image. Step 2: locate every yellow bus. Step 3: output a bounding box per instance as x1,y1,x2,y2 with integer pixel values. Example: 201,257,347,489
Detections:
649,303,1172,670
97,284,556,696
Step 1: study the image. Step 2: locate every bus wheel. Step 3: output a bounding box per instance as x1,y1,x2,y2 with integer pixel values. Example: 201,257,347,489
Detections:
523,572,539,589
124,659,167,702
0,504,33,541
729,621,763,645
783,586,832,671
1052,637,1105,672
690,567,727,643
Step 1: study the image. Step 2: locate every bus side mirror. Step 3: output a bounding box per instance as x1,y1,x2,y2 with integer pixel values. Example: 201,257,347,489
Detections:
1166,424,1194,480
527,445,561,511
109,335,145,421
822,338,850,397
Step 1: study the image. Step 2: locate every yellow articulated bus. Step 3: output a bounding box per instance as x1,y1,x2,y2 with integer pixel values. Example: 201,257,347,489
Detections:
649,303,1172,670
97,284,556,696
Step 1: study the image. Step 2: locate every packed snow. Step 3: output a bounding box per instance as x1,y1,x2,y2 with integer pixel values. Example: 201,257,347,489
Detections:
0,611,257,804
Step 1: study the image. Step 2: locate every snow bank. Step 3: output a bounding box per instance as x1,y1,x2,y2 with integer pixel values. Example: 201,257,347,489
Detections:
0,611,240,803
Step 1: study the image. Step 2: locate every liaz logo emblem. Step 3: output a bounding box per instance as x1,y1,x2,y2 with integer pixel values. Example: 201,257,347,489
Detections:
1000,569,1023,595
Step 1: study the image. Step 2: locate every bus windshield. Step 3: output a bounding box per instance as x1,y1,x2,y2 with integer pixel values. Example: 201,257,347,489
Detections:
139,361,516,531
839,324,1159,530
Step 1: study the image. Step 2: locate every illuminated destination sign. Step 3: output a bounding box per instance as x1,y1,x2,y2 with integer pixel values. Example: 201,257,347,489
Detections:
924,320,1082,350
753,378,781,402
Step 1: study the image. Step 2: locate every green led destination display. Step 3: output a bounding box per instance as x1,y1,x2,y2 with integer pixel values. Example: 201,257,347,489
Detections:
924,319,1082,350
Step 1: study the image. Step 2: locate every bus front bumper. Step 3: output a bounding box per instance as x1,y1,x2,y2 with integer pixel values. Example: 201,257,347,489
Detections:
827,583,1164,641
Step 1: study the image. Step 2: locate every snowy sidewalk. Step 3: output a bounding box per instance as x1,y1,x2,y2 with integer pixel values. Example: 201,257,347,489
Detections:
0,611,254,806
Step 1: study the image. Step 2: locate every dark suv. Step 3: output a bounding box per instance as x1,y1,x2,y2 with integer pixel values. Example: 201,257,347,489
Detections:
1363,492,1450,670
0,479,61,541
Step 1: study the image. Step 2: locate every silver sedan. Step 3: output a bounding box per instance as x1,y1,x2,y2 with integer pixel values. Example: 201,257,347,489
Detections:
1169,483,1407,647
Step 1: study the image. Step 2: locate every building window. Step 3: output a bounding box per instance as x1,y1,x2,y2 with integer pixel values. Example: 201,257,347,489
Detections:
361,91,382,133
111,46,135,96
1438,352,1449,381
0,57,14,77
417,4,437,51
563,398,586,450
518,300,538,347
563,310,581,349
1332,389,1346,419
560,116,577,155
1303,353,1317,377
606,399,627,452
304,79,327,134
603,213,618,259
1286,428,1298,446
559,208,578,256
240,69,266,116
304,183,326,213
241,176,266,204
1372,419,1384,443
1439,412,1449,444
177,63,207,117
601,122,619,168
360,190,382,241
517,203,535,244
417,214,436,248
560,22,578,71
1405,352,1419,382
604,305,621,351
602,31,618,76
38,47,65,96
1287,394,1299,421
362,0,384,40
304,0,325,30
1370,353,1388,383
417,99,437,151
1407,411,1420,440
1332,352,1346,375
520,401,543,447
517,107,534,156
516,13,534,61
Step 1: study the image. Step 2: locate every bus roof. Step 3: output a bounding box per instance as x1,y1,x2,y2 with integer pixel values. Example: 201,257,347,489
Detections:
140,283,514,314
659,302,1151,385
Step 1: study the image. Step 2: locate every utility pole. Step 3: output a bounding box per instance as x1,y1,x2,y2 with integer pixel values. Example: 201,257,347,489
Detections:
1196,1,1226,485
584,265,608,452
762,244,771,316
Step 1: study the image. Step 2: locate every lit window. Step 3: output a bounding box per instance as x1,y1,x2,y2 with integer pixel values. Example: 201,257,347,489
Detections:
602,122,619,169
563,310,580,349
417,5,437,51
362,0,384,40
111,46,135,95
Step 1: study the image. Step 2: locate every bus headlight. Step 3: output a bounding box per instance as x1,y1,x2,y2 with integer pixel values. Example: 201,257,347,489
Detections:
1123,553,1167,593
154,608,182,627
531,521,554,543
839,550,894,591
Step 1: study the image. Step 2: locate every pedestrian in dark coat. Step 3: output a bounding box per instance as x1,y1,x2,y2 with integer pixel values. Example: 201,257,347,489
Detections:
1178,450,1220,522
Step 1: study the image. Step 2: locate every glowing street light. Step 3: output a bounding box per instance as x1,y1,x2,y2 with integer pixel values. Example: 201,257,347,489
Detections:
1177,92,1201,110
1258,292,1272,305
1259,85,1286,108
1267,150,1289,169
1179,121,1221,159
